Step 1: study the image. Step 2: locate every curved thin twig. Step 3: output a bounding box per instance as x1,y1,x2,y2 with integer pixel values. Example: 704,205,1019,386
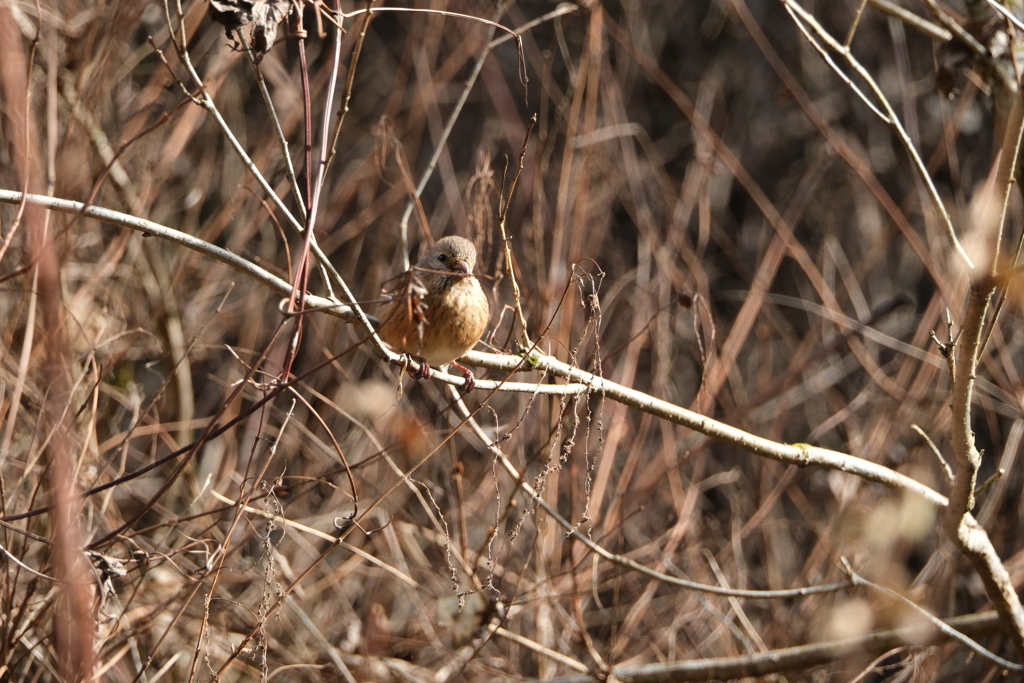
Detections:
782,0,975,269
841,558,1024,672
449,386,855,600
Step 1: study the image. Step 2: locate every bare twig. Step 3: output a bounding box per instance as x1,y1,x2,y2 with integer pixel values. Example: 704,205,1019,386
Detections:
841,558,1024,672
867,0,951,43
324,0,370,173
238,30,306,220
498,114,537,350
782,0,975,269
392,3,513,269
912,423,954,485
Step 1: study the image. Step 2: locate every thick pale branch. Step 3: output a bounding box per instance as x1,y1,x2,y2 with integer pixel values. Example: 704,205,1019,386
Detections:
778,0,1024,656
1,191,946,506
946,81,1024,650
948,280,1024,658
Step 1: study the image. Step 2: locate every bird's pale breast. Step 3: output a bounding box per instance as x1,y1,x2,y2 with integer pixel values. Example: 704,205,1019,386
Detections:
417,277,489,366
378,276,488,367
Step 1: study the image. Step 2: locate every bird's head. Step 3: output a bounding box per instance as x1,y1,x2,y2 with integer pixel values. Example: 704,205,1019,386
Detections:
417,235,478,277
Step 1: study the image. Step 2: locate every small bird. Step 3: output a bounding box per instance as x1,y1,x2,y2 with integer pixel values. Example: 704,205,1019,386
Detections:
377,235,489,390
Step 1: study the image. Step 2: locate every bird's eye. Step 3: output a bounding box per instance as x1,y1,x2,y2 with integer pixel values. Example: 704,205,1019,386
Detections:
438,254,448,262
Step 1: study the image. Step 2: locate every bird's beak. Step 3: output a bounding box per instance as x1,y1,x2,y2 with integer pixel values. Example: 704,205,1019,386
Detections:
452,260,470,275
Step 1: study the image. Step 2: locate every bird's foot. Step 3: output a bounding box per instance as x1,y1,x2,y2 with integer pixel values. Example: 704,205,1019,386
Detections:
451,361,476,392
409,356,432,380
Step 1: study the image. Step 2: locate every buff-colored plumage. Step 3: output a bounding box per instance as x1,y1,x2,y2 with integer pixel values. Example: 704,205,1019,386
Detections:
378,235,489,369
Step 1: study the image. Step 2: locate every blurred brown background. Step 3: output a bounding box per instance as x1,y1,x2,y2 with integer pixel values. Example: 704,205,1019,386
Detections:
1,0,1023,680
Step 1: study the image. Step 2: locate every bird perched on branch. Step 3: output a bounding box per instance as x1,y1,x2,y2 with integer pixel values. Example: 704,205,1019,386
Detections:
377,235,489,391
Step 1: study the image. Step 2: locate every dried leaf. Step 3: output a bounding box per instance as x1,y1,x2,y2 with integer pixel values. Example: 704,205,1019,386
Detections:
251,0,291,54
208,0,254,35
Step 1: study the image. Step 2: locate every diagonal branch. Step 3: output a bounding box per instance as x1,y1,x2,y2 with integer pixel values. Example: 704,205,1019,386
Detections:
0,190,948,510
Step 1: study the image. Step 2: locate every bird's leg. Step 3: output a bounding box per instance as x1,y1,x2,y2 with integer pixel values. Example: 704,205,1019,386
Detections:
409,356,432,380
450,361,476,392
